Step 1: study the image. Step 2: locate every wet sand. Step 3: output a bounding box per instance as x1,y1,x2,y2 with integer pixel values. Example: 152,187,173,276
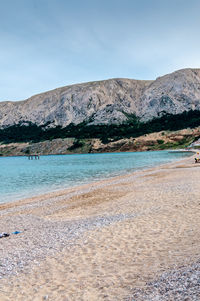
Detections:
0,155,200,300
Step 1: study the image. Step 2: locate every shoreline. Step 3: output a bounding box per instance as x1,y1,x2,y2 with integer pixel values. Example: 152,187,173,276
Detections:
0,154,200,300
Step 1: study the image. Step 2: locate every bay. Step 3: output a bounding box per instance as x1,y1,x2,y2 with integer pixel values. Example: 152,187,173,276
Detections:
0,150,192,204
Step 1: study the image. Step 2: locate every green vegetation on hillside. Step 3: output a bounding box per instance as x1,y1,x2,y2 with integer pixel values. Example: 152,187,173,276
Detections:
1,110,200,143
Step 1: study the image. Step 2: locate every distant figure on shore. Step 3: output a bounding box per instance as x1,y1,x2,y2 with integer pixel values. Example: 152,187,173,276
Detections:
195,152,200,163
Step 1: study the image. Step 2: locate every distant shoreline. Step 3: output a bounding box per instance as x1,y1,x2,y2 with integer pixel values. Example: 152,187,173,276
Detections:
1,125,199,157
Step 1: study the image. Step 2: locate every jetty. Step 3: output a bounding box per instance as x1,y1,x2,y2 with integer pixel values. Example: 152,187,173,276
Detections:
28,154,40,160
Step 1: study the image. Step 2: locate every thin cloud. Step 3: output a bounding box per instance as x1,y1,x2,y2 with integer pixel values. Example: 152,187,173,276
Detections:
0,0,200,100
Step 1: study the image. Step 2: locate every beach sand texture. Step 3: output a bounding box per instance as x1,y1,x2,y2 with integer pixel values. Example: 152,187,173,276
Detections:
0,156,200,300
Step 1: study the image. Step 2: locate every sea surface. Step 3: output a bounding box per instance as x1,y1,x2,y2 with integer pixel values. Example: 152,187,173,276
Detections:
0,151,192,204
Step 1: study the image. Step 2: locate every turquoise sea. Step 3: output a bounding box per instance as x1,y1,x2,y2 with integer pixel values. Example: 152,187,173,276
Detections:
0,151,192,204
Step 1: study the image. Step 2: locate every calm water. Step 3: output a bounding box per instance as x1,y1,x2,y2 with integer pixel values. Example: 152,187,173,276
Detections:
0,151,192,204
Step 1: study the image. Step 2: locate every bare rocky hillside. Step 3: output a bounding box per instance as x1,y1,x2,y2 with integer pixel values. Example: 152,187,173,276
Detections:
0,68,200,128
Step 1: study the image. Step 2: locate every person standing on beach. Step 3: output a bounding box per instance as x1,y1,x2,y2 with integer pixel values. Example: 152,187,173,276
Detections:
195,151,200,163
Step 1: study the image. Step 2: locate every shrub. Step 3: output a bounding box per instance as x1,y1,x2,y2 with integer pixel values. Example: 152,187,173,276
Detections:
157,139,164,144
68,139,84,151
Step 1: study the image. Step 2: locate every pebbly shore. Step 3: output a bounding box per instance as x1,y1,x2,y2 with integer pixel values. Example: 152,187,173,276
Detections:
0,155,199,300
127,261,200,301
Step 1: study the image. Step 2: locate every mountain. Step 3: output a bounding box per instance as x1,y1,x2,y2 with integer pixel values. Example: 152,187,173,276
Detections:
0,68,200,128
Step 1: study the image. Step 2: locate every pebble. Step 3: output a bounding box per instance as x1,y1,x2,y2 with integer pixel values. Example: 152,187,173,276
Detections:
127,261,200,301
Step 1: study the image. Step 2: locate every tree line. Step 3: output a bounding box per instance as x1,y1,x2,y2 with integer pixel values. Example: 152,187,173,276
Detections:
0,110,200,144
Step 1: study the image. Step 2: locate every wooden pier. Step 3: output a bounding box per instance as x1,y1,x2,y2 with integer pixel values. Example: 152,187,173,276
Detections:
28,154,40,160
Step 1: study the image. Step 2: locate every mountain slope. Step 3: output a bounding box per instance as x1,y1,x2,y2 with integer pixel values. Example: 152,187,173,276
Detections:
0,68,200,128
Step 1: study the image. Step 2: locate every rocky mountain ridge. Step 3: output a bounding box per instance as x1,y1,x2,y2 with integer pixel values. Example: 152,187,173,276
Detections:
1,68,200,128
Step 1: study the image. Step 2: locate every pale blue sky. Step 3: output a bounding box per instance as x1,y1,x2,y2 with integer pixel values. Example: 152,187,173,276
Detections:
0,0,200,101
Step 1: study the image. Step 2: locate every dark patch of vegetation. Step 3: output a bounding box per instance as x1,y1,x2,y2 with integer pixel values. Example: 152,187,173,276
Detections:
67,139,84,151
24,149,30,154
1,110,200,143
157,139,164,145
121,111,140,127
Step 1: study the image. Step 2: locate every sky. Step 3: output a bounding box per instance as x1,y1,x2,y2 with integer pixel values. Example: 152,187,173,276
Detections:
0,0,200,101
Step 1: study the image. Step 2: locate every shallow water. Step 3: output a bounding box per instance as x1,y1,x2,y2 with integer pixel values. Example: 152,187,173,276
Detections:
0,151,192,203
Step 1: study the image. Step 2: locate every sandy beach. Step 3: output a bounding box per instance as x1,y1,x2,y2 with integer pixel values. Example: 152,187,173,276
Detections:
0,155,200,301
